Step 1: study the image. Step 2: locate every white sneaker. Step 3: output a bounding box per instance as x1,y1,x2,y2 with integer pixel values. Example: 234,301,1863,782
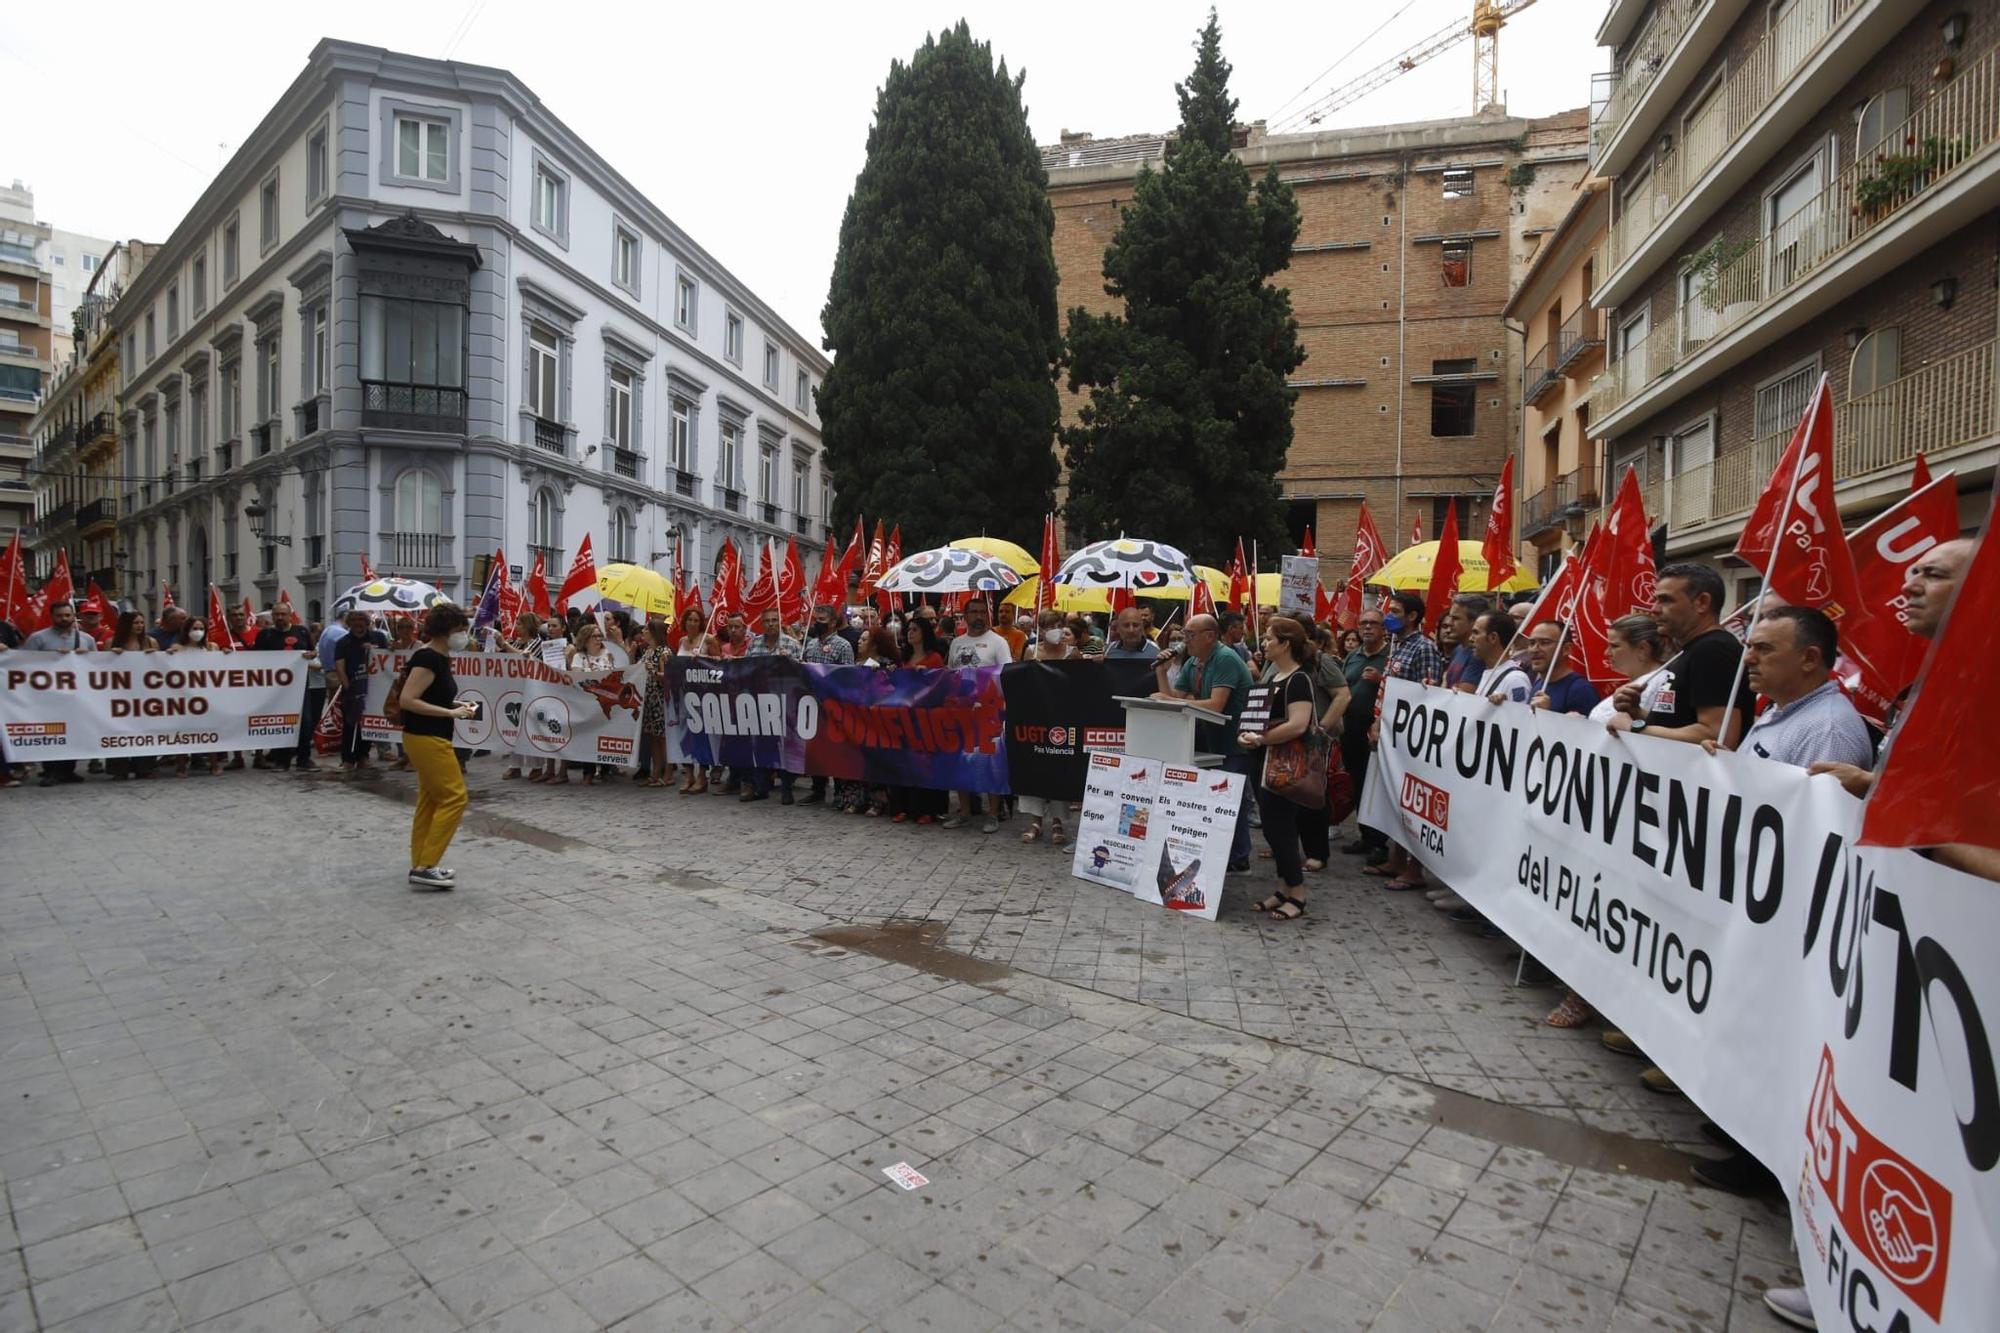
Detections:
1425,888,1453,902
1433,894,1468,911
408,866,453,890
1761,1287,1816,1329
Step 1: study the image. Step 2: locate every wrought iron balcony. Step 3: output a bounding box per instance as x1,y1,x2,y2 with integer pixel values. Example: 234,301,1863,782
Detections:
251,422,275,456
758,501,780,526
612,447,641,479
793,514,812,536
531,417,565,453
299,398,321,435
363,380,466,432
1523,344,1560,407
671,469,697,498
715,485,744,514
78,497,117,531
84,412,113,442
391,531,451,569
216,440,236,473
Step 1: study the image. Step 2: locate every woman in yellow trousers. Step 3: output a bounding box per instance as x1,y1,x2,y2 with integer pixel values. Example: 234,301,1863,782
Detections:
399,605,478,890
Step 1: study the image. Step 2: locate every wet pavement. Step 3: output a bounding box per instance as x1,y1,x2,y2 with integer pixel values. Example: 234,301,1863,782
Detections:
0,764,1801,1330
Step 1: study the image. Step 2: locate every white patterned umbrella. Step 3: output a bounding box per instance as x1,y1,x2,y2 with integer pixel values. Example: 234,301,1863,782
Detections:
1054,538,1197,592
875,545,1024,593
329,576,451,618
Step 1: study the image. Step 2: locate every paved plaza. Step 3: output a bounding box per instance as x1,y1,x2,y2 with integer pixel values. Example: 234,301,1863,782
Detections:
1,766,1802,1331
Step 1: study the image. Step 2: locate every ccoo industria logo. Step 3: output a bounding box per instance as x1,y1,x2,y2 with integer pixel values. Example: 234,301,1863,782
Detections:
247,714,300,739
3,720,66,748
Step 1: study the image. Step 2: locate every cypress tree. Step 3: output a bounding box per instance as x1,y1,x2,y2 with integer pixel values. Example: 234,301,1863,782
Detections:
1060,11,1305,562
818,23,1061,552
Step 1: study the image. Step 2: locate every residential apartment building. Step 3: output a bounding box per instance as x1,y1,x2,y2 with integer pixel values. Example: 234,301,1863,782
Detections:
0,188,52,548
1,183,114,397
116,40,831,622
1505,180,1610,580
1586,0,1998,598
1045,111,1590,576
28,240,154,599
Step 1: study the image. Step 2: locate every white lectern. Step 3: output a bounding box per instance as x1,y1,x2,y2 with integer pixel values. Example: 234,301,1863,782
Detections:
1113,696,1230,768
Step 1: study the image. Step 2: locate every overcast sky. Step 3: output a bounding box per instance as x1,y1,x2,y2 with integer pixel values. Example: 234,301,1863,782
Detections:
2,0,1604,345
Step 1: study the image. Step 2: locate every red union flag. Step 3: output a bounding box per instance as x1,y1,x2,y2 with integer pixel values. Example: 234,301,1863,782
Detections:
1835,471,1959,728
1421,501,1462,633
526,549,551,617
1037,512,1060,614
0,532,29,627
743,540,778,624
1861,515,1997,855
1482,456,1518,590
779,534,808,624
857,520,886,596
208,584,238,651
707,537,742,637
1598,466,1658,622
811,531,842,608
1226,538,1251,613
556,535,597,614
1332,503,1388,629
1736,374,1871,627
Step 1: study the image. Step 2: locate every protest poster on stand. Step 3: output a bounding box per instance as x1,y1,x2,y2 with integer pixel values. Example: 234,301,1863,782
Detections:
1361,678,1999,1333
1129,764,1243,921
0,650,308,760
1278,555,1317,616
1072,751,1161,892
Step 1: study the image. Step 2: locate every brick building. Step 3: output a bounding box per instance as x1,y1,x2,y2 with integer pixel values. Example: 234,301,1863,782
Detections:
1586,0,1999,600
1044,111,1589,578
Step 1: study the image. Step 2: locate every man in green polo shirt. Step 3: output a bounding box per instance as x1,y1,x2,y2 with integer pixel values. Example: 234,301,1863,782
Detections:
1152,612,1255,872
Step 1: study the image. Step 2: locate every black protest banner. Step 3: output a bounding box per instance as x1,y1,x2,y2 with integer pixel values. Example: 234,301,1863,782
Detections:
1001,659,1157,801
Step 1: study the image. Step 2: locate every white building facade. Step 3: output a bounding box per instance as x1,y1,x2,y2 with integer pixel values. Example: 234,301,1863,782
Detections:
115,41,831,621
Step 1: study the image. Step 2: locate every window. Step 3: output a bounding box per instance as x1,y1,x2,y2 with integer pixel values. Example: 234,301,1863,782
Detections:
531,487,559,550
1441,167,1473,199
758,444,777,501
1765,145,1828,290
257,333,282,424
795,369,810,412
395,470,444,533
669,397,693,472
167,285,179,339
259,172,279,253
607,366,634,448
531,156,568,244
527,324,560,420
1857,87,1911,159
610,508,635,563
223,217,240,287
612,224,640,297
763,341,780,389
1670,418,1714,478
81,254,97,272
1849,327,1900,397
361,296,466,398
675,274,697,333
144,312,155,360
191,255,207,317
220,360,241,441
1618,309,1650,387
307,305,328,397
307,123,329,203
1429,358,1477,437
724,312,743,364
792,460,810,517
190,382,207,453
396,115,449,183
719,418,743,490
1755,360,1819,440
1441,239,1470,288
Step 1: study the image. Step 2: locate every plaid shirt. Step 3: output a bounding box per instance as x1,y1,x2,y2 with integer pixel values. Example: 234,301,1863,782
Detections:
747,633,802,660
1388,631,1444,686
802,632,853,665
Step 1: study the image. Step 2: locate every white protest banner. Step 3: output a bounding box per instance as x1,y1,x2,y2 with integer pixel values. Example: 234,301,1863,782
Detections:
1278,555,1317,616
1073,752,1161,892
0,650,309,760
362,649,644,766
1130,764,1244,921
1361,679,1998,1332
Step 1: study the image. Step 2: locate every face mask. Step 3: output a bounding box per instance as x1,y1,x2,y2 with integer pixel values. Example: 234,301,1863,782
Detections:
1382,615,1404,635
812,621,831,637
1043,628,1064,646
887,618,902,632
447,632,470,651
1165,638,1182,652
187,629,206,643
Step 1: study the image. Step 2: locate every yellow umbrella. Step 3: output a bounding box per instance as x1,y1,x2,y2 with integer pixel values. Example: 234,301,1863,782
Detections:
949,537,1040,576
1367,541,1540,594
1142,565,1232,603
594,562,676,616
1001,578,1112,613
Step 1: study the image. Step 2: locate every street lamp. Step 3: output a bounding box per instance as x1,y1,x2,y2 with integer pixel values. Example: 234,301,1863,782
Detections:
244,501,292,547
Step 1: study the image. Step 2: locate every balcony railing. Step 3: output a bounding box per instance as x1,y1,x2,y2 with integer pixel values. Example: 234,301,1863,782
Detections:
1523,344,1560,406
39,500,76,531
671,468,697,498
251,422,275,456
758,501,780,526
612,447,641,478
0,296,35,314
391,531,451,569
527,543,563,573
299,398,321,435
1592,0,1707,162
78,497,117,531
1664,339,1996,533
793,514,812,536
362,380,465,432
185,458,203,483
216,440,236,473
305,536,325,569
1552,306,1604,374
84,412,113,442
1606,0,1861,271
716,485,744,514
1597,41,2000,421
1521,475,1571,535
532,417,565,453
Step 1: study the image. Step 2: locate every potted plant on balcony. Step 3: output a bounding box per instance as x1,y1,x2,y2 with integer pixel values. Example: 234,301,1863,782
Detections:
1853,135,1974,221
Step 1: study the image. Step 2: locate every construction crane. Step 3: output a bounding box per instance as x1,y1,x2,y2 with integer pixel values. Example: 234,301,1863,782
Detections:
1274,0,1540,133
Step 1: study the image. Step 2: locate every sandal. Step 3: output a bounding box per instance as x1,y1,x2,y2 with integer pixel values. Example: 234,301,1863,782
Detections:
1361,863,1396,877
1021,824,1043,844
1303,859,1325,872
1049,822,1067,847
1382,879,1423,892
1269,894,1308,921
1546,992,1595,1028
892,812,908,823
1252,893,1287,913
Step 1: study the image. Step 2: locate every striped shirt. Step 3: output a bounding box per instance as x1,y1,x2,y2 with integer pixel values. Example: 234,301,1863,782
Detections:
1743,679,1875,770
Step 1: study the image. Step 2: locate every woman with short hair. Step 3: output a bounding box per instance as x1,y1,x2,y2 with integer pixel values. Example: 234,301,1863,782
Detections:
399,605,478,890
